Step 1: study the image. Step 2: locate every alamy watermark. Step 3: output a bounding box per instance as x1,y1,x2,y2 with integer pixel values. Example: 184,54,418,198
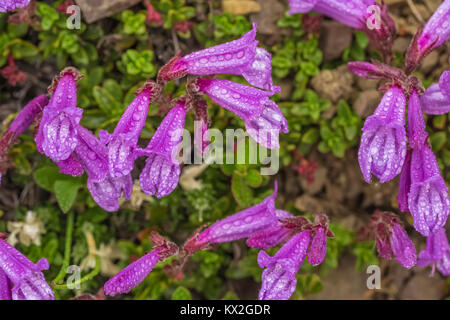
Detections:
170,121,281,175
366,5,381,30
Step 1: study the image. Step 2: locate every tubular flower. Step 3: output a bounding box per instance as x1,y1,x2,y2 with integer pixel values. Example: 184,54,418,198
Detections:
417,0,450,55
74,126,132,212
417,228,450,276
288,0,375,30
258,230,311,300
104,248,162,296
35,68,83,162
371,211,416,268
246,209,295,250
196,185,278,245
389,223,417,269
139,100,187,198
100,82,158,178
0,94,49,182
0,0,30,12
409,144,450,236
0,238,54,300
420,70,450,115
104,233,178,296
196,78,288,149
358,86,407,183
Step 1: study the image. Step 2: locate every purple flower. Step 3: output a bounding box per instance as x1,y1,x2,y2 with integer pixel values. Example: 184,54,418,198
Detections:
196,185,278,245
417,0,450,55
100,83,158,178
74,126,132,212
104,248,162,296
246,209,295,250
358,86,407,183
0,239,54,300
288,0,375,30
0,94,49,182
407,89,429,150
241,47,276,92
417,228,450,276
36,68,83,162
139,100,187,198
420,70,450,115
87,174,133,212
196,78,288,149
371,211,416,268
389,222,417,268
258,230,311,300
0,0,30,12
104,232,178,296
397,150,412,212
308,226,328,266
409,144,449,236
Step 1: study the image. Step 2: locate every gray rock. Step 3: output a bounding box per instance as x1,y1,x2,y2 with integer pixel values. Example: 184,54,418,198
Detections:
319,20,353,62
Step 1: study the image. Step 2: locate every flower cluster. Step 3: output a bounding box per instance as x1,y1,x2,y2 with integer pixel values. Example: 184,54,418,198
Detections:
289,0,396,62
343,1,450,258
362,210,417,269
0,235,54,300
3,24,287,212
104,183,333,300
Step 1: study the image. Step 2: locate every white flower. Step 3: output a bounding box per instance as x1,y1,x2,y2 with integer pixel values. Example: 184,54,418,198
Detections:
7,211,45,246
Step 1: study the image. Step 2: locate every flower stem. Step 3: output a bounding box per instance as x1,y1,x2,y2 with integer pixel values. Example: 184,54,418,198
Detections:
52,210,75,286
53,256,101,290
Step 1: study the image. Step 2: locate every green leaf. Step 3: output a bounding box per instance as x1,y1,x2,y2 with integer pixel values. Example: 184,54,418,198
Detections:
245,169,263,188
355,31,369,49
33,166,62,192
231,174,253,207
54,179,81,213
430,132,446,152
171,286,192,300
9,39,39,59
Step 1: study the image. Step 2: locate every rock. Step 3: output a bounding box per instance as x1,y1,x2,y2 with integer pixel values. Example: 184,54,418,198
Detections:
356,78,379,91
392,37,411,54
75,0,141,23
311,65,354,103
399,270,446,299
300,167,327,195
278,80,293,100
319,20,353,61
295,194,327,214
419,50,439,75
353,90,382,118
222,0,261,16
250,0,285,35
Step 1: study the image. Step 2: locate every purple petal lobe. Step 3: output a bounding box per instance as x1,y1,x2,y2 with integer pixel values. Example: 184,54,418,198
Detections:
87,174,132,212
420,71,450,115
242,48,276,91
